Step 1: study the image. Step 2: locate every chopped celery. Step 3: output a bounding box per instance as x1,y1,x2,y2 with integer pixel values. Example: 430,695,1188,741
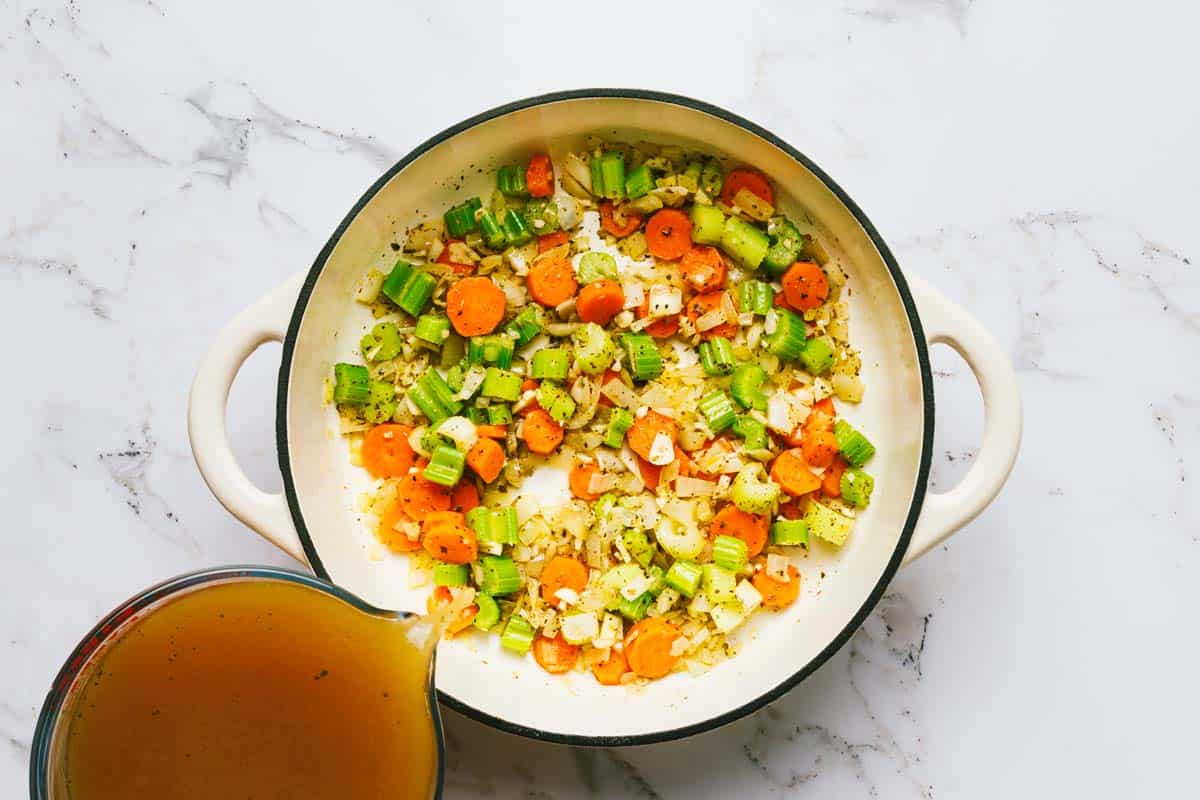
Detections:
573,322,615,375
732,414,769,452
604,407,634,448
712,535,749,572
473,593,501,631
841,468,874,508
433,561,469,587
621,529,656,568
464,406,486,425
624,164,655,199
379,260,414,305
664,561,703,598
700,159,723,197
522,199,560,234
480,367,522,402
502,208,533,246
646,564,667,596
531,347,570,380
407,369,462,422
593,493,618,522
699,390,737,433
720,216,770,269
702,564,737,604
762,217,804,277
730,463,780,514
496,164,528,197
500,614,535,653
468,506,519,546
798,335,835,376
690,203,725,245
618,592,654,621
803,500,854,546
764,308,807,361
414,314,451,346
467,334,515,369
395,270,436,317
596,151,626,199
443,364,465,393
681,161,703,190
423,444,465,487
730,364,768,411
486,404,512,425
332,363,370,405
444,197,481,238
577,251,618,284
504,306,543,347
478,208,507,249
361,321,403,362
737,281,774,316
833,420,876,467
698,336,736,376
598,563,645,609
622,334,662,381
363,381,398,424
536,381,576,423
420,428,452,456
771,519,809,547
480,555,522,596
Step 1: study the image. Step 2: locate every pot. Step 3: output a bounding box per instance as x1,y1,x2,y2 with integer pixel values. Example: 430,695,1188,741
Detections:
188,90,1021,745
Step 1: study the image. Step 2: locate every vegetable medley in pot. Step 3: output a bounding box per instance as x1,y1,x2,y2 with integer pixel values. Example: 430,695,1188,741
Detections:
329,139,878,685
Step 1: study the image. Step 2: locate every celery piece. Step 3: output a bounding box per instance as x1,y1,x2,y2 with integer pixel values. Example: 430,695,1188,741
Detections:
764,308,807,361
363,381,398,424
572,322,615,375
478,209,507,249
712,535,748,572
699,336,736,376
621,529,656,568
522,199,559,235
380,260,415,306
700,160,724,197
604,407,634,448
598,151,626,200
468,335,515,369
840,468,874,508
486,404,512,425
536,381,576,423
737,281,774,316
504,306,543,347
625,164,655,199
502,208,532,246
414,314,450,347
664,561,703,598
496,165,528,197
802,500,854,546
798,335,835,376
531,347,570,380
480,367,522,402
730,463,780,515
433,561,469,587
423,445,466,487
690,204,725,245
500,614,535,653
730,364,768,411
361,321,403,362
721,216,770,269
763,217,804,278
732,414,769,452
618,592,654,622
444,197,481,238
332,363,370,405
771,519,809,547
699,390,737,434
481,555,523,596
397,270,436,317
833,420,876,467
622,334,662,381
473,593,501,631
578,251,618,284
702,564,737,604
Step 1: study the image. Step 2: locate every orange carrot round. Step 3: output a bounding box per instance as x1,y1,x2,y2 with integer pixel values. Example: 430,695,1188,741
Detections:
466,437,505,483
361,424,415,479
626,410,677,462
623,617,681,679
709,504,769,559
637,457,662,492
376,499,422,552
591,648,629,685
770,449,822,496
396,472,453,522
720,168,774,207
450,481,479,513
446,275,506,336
599,201,643,237
822,456,848,498
685,291,737,340
421,521,477,564
752,563,801,609
473,424,508,439
781,261,829,311
522,408,564,455
576,280,626,325
540,556,589,603
801,429,839,469
525,153,554,198
537,230,569,253
527,256,578,307
637,296,679,338
679,246,727,292
532,635,580,674
568,461,601,500
644,208,693,260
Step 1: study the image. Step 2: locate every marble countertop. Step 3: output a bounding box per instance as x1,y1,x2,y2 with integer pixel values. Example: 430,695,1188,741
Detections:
3,0,1197,796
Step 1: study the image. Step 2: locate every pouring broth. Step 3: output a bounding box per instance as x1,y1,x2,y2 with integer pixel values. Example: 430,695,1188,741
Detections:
52,579,439,799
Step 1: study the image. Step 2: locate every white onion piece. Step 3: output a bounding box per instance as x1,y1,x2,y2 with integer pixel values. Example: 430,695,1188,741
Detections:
623,281,645,309
602,378,638,408
696,307,728,332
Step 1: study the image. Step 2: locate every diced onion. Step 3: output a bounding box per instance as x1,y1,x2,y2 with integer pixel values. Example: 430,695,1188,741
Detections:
623,281,645,309
766,553,791,582
696,307,728,332
602,378,638,408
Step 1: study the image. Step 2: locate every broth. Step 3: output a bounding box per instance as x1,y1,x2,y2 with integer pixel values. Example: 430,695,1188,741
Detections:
53,579,438,799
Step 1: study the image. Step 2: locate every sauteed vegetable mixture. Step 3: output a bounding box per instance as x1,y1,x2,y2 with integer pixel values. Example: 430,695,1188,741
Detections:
330,140,877,684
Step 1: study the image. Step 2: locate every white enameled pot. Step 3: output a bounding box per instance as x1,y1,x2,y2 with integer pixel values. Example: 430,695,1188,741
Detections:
188,90,1021,745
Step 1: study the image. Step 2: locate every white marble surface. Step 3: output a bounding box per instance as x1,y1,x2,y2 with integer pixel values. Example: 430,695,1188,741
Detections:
3,0,1197,796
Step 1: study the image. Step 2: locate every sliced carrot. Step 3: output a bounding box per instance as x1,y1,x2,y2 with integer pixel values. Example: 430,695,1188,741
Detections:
446,275,506,336
525,153,554,198
781,261,829,311
532,635,580,674
474,424,508,439
527,256,578,307
773,290,792,311
637,296,680,338
753,563,801,609
569,461,601,500
599,201,643,237
626,410,677,462
466,437,505,483
623,617,681,679
576,280,626,326
540,556,589,603
537,230,569,253
813,396,835,417
450,481,479,513
720,168,774,207
637,456,662,491
395,472,453,522
822,456,848,498
591,648,629,686
801,429,839,469
421,510,466,533
520,378,539,393
376,499,422,552
685,291,737,340
522,408,564,455
770,449,823,496
436,240,474,276
361,424,415,479
679,245,727,292
426,586,477,635
709,504,769,559
644,208,693,260
421,522,477,564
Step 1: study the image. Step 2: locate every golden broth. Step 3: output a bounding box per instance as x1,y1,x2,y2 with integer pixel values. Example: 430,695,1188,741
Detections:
54,579,438,799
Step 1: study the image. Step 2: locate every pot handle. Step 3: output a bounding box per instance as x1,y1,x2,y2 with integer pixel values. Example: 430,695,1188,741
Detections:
902,274,1022,565
187,273,309,565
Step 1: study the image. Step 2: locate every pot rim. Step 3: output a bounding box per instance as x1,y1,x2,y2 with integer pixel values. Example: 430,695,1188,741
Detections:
275,88,935,746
